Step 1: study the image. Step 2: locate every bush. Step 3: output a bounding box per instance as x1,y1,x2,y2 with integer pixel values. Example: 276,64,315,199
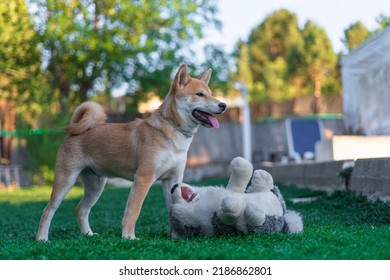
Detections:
20,128,65,185
32,165,56,186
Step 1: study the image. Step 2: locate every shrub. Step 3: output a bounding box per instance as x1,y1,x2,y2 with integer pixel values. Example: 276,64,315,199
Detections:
20,128,65,185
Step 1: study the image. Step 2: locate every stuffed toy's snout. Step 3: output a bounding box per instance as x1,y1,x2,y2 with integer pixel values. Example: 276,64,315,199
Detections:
171,183,199,203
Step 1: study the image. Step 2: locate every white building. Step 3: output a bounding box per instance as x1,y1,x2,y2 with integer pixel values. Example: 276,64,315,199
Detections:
341,26,390,135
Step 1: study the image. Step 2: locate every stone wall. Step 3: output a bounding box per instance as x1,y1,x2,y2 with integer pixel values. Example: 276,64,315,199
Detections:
350,158,390,201
185,158,390,201
255,161,351,192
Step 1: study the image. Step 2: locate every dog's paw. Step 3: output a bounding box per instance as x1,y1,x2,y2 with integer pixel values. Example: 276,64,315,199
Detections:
85,231,99,237
36,233,49,242
122,233,139,240
36,237,50,243
82,230,94,236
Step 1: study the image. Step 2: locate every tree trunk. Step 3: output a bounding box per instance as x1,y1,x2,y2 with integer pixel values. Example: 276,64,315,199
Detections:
314,71,321,98
0,99,15,162
292,76,303,97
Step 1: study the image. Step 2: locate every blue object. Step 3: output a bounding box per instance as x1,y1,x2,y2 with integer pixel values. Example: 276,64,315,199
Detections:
286,118,323,160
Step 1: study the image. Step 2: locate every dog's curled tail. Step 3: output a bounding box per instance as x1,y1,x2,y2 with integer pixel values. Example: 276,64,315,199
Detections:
64,101,106,135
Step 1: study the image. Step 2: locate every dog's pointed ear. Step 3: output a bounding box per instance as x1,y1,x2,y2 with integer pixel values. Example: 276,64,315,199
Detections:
198,68,212,85
173,64,190,90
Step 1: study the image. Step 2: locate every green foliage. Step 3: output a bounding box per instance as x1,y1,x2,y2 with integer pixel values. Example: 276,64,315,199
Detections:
262,57,294,101
0,0,225,173
301,21,337,96
199,44,233,93
235,41,253,87
33,165,56,186
337,167,354,178
244,9,339,101
0,181,389,259
342,15,390,52
0,0,41,102
374,14,390,32
0,0,72,130
19,128,66,184
28,0,220,110
250,82,267,103
248,9,301,83
343,21,369,50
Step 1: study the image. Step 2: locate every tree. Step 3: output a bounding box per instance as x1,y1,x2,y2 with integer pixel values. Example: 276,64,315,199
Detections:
248,9,302,83
343,15,390,53
0,0,41,100
29,0,220,112
237,9,341,103
0,0,42,161
343,21,369,50
235,41,253,87
374,13,390,32
199,44,232,94
262,57,294,101
246,9,304,101
233,41,269,103
301,21,337,97
286,32,307,97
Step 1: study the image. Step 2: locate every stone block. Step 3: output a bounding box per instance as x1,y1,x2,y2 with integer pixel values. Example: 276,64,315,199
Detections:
350,158,390,201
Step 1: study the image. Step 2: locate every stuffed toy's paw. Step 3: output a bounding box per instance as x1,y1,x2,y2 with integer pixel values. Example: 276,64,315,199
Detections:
243,202,266,227
226,157,253,193
250,169,274,192
217,196,244,225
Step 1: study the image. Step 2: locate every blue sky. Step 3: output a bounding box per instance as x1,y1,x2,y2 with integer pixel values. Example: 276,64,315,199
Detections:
200,0,390,53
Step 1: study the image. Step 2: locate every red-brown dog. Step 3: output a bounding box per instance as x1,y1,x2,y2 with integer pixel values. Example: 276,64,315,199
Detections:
36,64,226,240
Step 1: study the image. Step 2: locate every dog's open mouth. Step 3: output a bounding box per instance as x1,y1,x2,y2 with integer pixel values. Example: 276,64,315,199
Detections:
192,109,220,129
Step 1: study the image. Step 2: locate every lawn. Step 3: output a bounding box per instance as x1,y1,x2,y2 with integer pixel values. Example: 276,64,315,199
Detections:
0,178,389,260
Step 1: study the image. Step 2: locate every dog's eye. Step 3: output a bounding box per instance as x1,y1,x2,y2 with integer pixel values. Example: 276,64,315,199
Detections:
196,92,204,97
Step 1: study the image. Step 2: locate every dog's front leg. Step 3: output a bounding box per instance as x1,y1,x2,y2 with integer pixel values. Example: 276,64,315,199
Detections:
163,163,186,207
161,169,184,210
162,175,183,238
162,178,175,209
122,172,154,240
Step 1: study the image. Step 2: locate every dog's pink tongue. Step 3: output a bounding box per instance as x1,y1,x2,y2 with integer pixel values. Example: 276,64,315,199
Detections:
207,115,220,129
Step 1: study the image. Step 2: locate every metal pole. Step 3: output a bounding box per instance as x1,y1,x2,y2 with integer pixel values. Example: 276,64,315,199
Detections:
234,82,252,162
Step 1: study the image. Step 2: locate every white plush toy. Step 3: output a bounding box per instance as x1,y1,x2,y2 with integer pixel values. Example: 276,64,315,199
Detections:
169,157,303,237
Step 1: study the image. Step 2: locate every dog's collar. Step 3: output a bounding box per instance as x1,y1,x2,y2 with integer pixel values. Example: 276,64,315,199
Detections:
175,126,194,138
158,111,194,138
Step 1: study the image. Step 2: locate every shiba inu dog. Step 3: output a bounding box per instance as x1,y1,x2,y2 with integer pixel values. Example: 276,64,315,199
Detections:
36,64,226,241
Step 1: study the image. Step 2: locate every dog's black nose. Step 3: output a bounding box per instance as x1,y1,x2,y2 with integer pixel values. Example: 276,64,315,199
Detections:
218,103,227,111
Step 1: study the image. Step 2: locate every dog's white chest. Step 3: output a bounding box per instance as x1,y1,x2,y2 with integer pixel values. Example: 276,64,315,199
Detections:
154,143,188,179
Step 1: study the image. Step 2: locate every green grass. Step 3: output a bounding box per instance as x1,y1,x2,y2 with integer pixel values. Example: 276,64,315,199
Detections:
0,179,389,260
